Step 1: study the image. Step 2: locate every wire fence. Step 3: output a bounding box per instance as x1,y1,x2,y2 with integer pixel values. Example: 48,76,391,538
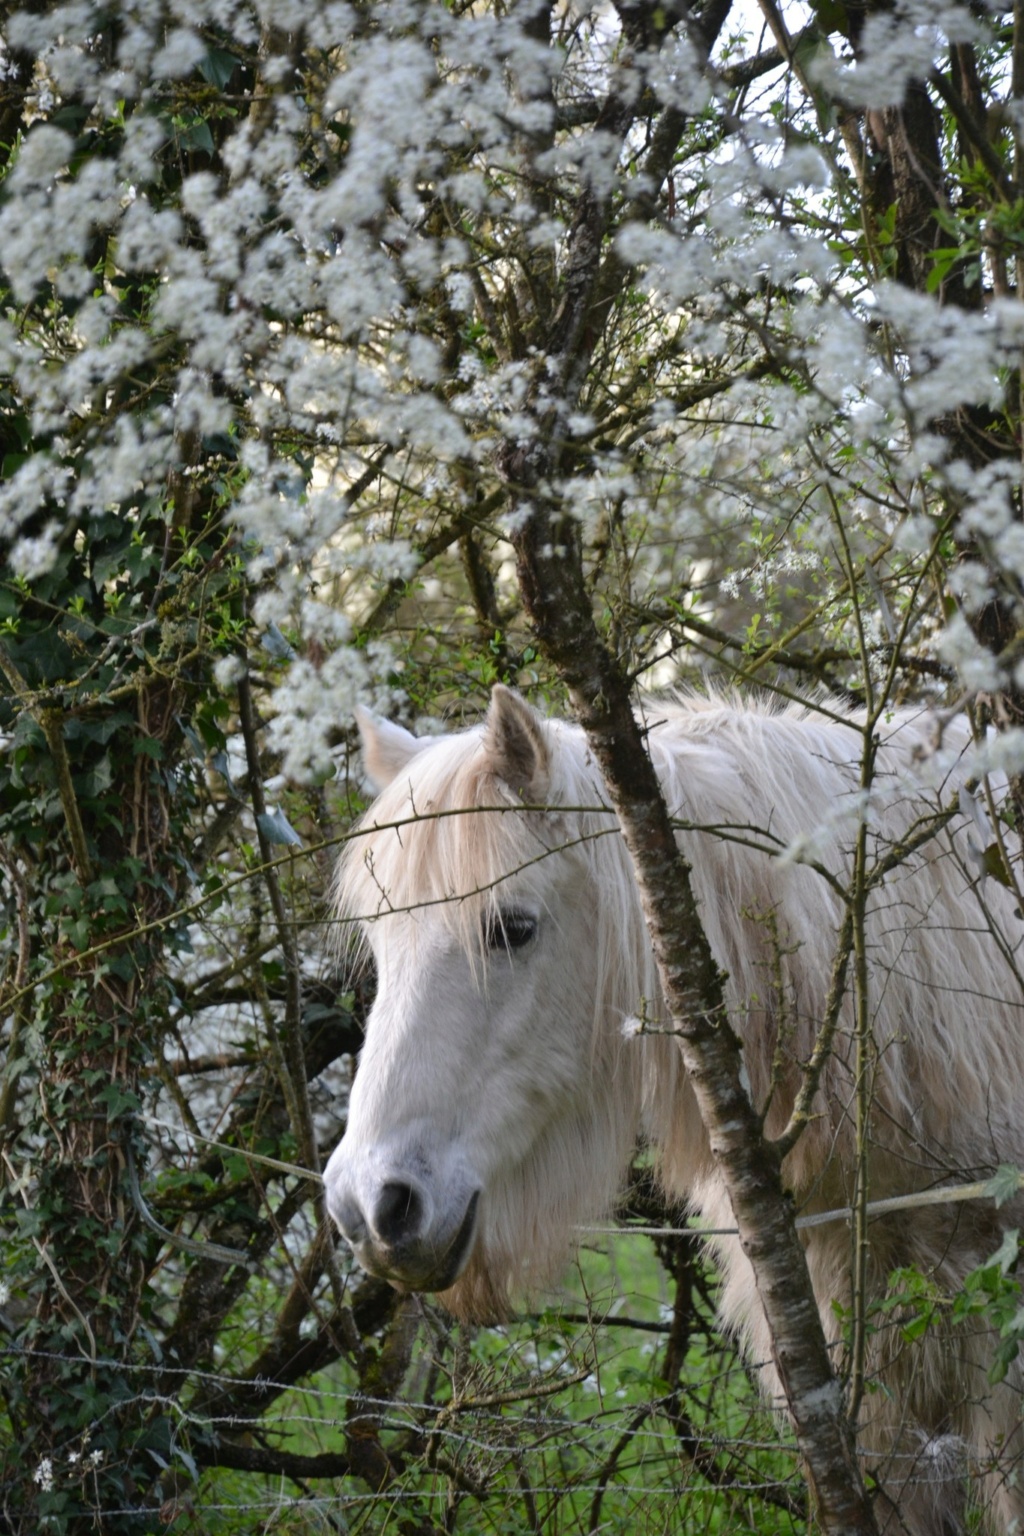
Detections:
4,1251,810,1535
7,1208,1021,1535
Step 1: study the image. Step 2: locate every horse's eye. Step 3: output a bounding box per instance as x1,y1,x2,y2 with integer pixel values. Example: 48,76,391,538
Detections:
484,911,537,953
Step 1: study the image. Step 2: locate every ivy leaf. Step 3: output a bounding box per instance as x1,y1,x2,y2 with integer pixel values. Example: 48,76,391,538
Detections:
210,749,242,797
98,1081,141,1117
261,623,297,661
178,720,206,759
257,809,303,847
182,117,214,155
80,753,113,797
199,48,238,89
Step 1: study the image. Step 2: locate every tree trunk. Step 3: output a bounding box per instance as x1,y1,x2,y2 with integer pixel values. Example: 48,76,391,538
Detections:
503,484,878,1533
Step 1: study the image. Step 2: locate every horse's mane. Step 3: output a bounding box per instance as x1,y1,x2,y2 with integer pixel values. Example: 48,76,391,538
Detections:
337,688,958,966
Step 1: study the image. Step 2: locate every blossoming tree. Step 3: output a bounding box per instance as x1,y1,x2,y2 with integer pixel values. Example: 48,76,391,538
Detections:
2,0,1024,1532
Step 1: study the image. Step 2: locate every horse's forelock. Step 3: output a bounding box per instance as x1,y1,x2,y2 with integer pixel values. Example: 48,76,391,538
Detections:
335,718,640,965
335,725,548,951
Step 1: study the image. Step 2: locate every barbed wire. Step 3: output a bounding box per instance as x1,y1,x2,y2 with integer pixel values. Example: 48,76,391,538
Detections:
93,1481,801,1519
9,1328,1006,1536
4,1340,986,1477
0,1343,777,1434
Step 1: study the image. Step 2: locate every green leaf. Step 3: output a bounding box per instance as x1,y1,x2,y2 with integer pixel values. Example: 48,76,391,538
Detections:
982,842,1013,888
990,1228,1020,1276
987,1334,1020,1385
179,721,206,759
210,749,239,792
64,712,134,745
8,629,72,685
926,248,964,294
11,713,46,751
91,541,133,586
80,753,114,797
199,48,238,89
257,809,303,847
98,1082,141,1117
173,1445,199,1482
180,117,214,155
984,1166,1022,1209
900,1310,934,1343
261,623,296,660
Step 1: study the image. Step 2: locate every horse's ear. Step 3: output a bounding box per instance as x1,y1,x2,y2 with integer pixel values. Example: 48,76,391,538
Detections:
355,707,431,792
484,685,550,802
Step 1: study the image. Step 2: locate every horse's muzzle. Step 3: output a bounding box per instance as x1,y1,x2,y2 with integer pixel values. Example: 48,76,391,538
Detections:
325,1150,481,1292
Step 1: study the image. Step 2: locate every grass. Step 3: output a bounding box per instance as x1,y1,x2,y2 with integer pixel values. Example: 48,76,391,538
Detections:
189,1230,807,1535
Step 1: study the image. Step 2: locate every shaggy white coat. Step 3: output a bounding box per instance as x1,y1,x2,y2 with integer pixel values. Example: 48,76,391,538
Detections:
330,690,1024,1535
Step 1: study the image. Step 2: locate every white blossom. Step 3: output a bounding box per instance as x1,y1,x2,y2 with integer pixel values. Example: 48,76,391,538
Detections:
935,613,1005,692
151,26,206,78
214,655,247,690
10,525,61,580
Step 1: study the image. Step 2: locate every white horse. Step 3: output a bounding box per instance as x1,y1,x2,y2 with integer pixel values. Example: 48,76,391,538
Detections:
324,685,1024,1535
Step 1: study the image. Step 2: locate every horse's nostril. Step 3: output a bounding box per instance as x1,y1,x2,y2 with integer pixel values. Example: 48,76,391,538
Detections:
331,1195,367,1245
372,1180,423,1245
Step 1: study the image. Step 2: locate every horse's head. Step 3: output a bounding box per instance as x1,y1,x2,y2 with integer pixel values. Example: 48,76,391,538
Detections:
323,686,648,1318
